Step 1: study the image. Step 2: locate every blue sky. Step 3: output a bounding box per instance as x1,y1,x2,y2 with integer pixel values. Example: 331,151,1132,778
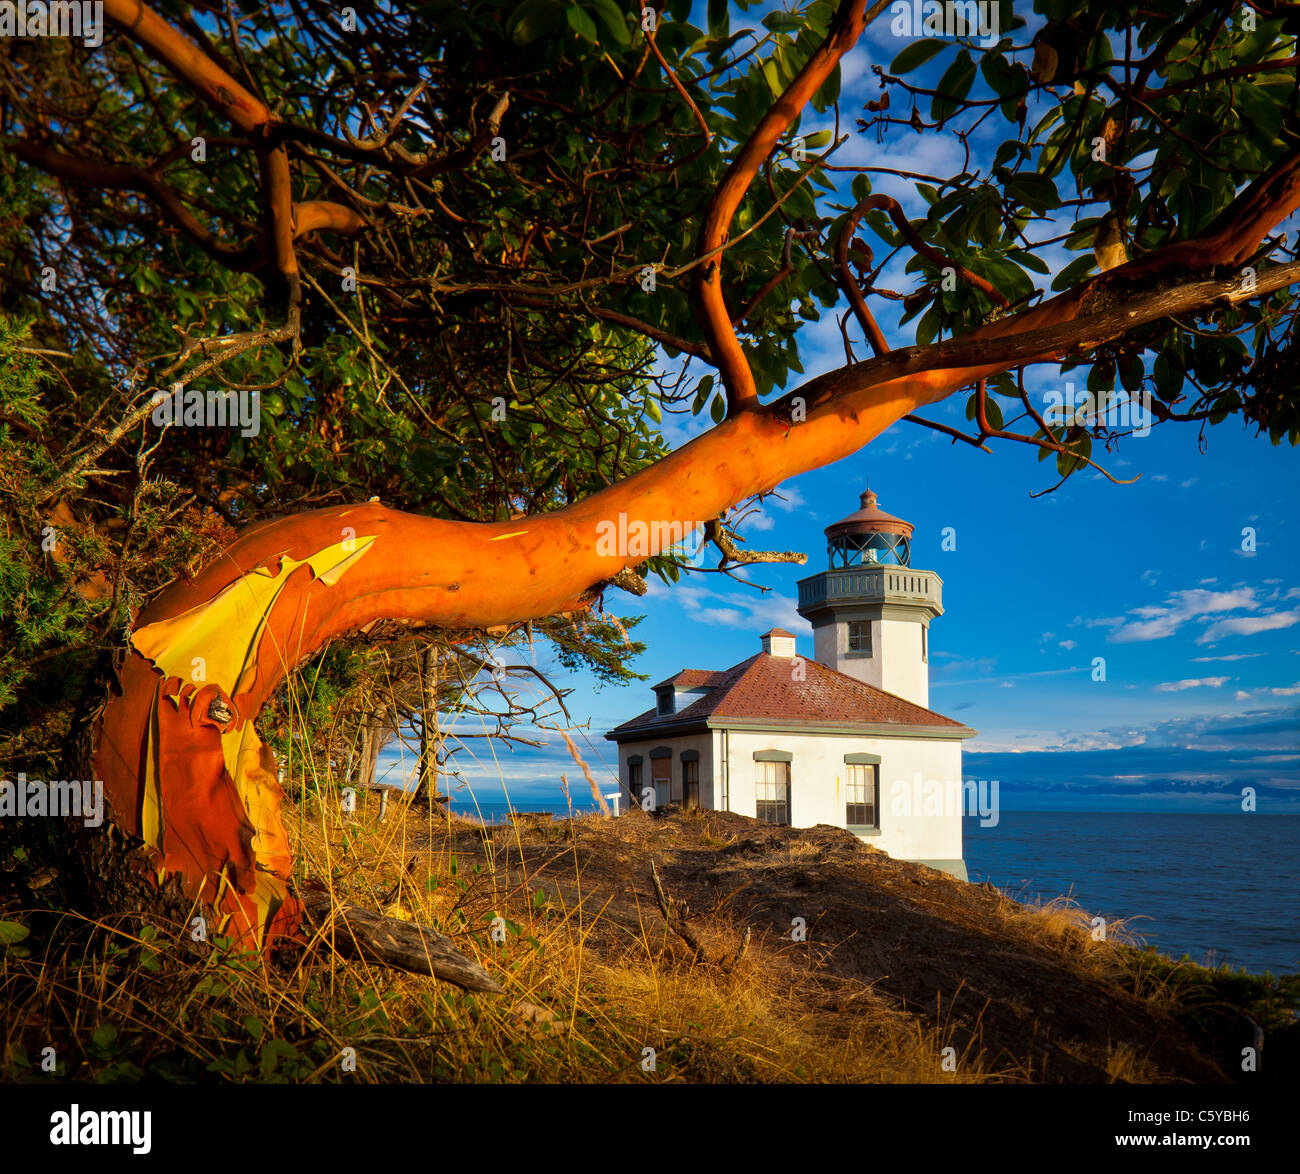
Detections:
383,2,1300,813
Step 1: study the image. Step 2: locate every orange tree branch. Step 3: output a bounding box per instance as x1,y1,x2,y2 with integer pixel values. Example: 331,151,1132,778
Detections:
104,0,271,134
91,251,1300,946
835,201,891,356
645,20,712,162
15,140,365,265
87,8,1300,952
103,0,353,321
691,0,884,416
14,140,256,265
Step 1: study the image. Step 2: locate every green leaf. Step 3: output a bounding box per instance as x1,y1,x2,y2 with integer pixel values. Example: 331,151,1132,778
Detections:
1003,171,1061,213
707,0,730,33
1118,353,1145,393
1051,253,1097,292
980,52,1016,97
931,50,976,122
509,0,559,45
0,920,29,945
566,5,599,43
762,59,783,98
762,11,803,32
916,303,941,346
812,62,841,110
1087,360,1116,395
589,0,632,45
890,38,948,75
709,393,726,423
692,374,715,415
1008,248,1050,275
1153,350,1185,401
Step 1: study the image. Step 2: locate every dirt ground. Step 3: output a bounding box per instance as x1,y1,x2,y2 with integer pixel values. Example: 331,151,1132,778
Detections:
424,804,1224,1083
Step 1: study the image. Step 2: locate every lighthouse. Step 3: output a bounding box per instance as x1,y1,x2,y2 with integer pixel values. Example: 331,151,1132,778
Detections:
607,483,972,879
795,488,943,707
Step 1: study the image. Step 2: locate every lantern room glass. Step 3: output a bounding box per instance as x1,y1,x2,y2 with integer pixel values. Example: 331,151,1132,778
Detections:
829,531,910,568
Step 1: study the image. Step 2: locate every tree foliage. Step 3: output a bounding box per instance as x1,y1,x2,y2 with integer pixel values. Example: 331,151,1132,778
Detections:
1,0,1297,942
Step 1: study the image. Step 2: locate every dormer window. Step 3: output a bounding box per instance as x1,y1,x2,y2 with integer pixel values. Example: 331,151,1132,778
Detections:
656,688,674,716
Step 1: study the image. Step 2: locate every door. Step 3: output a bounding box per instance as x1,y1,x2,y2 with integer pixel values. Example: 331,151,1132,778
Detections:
651,756,671,809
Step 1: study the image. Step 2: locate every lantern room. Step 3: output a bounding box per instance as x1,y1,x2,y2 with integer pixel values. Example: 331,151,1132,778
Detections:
824,488,913,568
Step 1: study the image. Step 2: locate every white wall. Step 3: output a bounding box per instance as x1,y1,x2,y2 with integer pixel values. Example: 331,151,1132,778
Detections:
875,617,929,707
814,617,929,706
618,727,964,869
724,729,962,864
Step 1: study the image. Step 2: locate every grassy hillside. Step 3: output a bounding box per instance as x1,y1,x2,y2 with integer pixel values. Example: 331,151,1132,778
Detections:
2,795,1294,1083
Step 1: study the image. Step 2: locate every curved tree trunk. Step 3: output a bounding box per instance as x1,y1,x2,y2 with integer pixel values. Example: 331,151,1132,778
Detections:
86,0,1300,950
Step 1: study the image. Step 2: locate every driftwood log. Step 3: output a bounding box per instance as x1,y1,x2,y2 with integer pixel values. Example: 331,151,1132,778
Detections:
649,860,706,962
302,893,503,993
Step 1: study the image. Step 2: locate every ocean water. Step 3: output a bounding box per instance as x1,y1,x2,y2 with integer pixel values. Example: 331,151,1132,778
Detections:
964,811,1299,975
443,797,606,823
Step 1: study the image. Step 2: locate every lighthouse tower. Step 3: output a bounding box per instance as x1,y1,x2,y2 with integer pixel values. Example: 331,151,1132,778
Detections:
796,488,943,708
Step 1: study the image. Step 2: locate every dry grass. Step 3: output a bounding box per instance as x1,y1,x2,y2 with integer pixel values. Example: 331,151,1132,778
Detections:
981,888,1149,974
0,773,1011,1083
2,759,1243,1084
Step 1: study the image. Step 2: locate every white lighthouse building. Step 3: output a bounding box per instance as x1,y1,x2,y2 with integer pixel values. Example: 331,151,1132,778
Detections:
797,487,941,707
607,488,974,879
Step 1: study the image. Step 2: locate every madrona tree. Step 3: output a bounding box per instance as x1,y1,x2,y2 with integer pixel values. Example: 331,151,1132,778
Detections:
2,0,1297,951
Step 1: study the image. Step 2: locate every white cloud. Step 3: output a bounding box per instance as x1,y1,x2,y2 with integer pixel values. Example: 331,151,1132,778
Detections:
1059,639,1077,651
1232,682,1300,698
1191,653,1264,662
1155,677,1230,692
670,581,804,637
767,483,807,512
1102,587,1258,643
1197,610,1300,644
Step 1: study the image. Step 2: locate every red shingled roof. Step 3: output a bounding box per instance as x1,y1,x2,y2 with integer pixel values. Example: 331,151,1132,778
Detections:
611,652,969,738
652,669,725,691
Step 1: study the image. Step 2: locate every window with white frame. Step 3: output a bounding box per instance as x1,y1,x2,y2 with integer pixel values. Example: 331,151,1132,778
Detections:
845,762,878,829
755,759,790,825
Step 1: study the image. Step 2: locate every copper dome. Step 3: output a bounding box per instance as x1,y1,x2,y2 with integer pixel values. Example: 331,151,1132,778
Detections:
824,489,914,542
